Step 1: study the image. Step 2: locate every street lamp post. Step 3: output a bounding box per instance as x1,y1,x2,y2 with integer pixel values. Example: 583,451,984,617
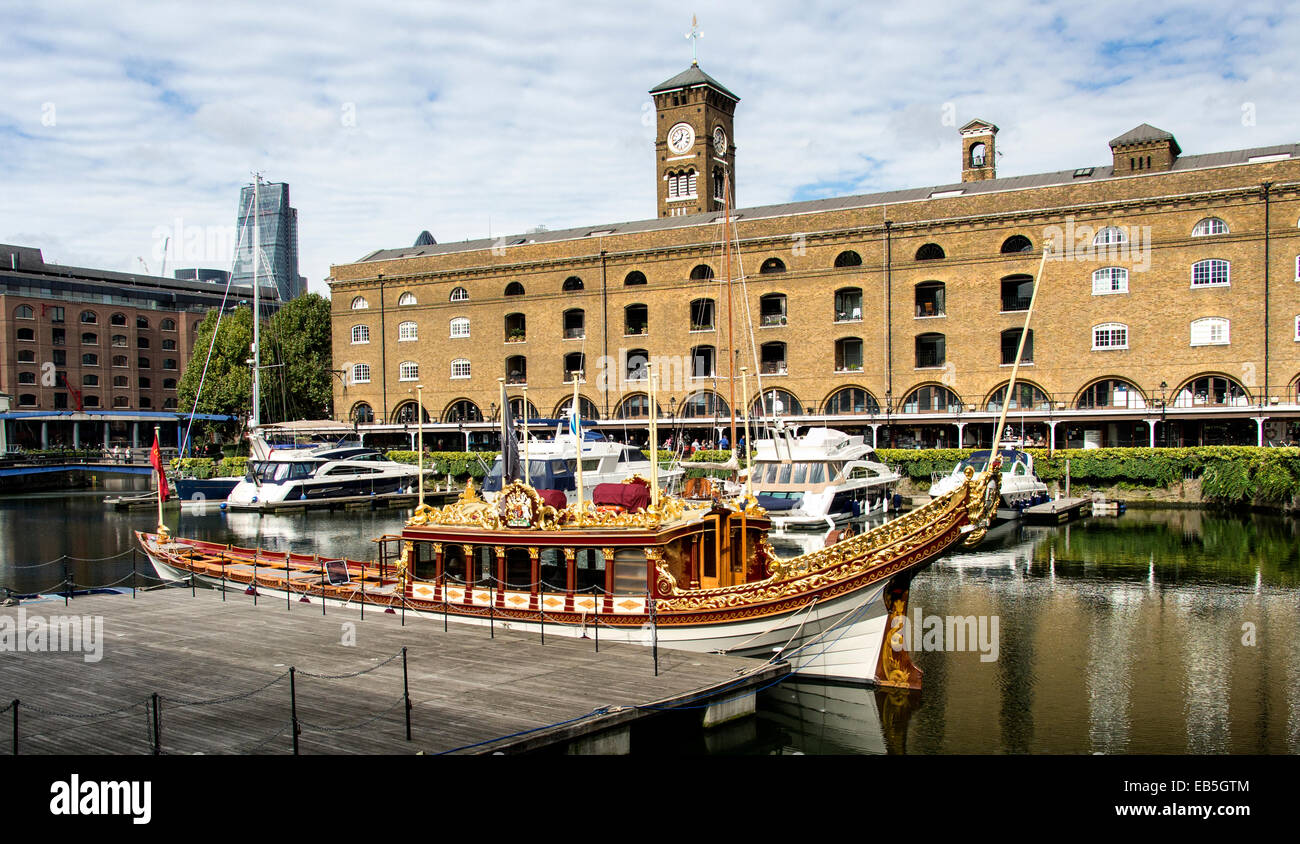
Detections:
1159,380,1168,448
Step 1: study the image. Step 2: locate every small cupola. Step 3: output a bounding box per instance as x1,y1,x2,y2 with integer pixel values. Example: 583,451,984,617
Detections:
1109,124,1180,173
960,120,998,182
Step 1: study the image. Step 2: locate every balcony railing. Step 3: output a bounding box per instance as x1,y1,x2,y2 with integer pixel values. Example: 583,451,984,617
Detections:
1001,296,1030,311
760,313,787,327
915,351,944,368
563,326,585,339
760,361,787,375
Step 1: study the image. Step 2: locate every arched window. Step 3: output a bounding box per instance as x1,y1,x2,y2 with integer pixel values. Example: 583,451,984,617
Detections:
85,395,102,409
835,287,862,321
760,341,787,375
504,281,525,296
17,372,36,384
13,305,33,319
970,142,987,167
350,402,374,424
450,359,471,379
563,352,586,383
508,397,539,421
562,276,584,292
563,309,585,339
399,321,418,341
690,264,714,281
443,399,481,422
163,378,177,390
689,298,715,331
823,387,880,415
138,397,152,408
1092,226,1127,246
614,393,657,419
834,250,862,268
17,394,37,407
138,376,150,389
680,390,729,419
17,350,35,363
1191,259,1230,287
915,333,945,368
351,363,371,384
449,287,469,302
113,396,130,409
666,169,697,199
111,313,127,326
1192,217,1228,237
160,318,176,331
915,282,945,317
624,304,648,336
752,389,803,417
915,243,945,261
505,313,526,342
111,334,127,347
138,357,150,369
1190,317,1229,346
1001,235,1032,254
81,332,98,345
16,327,34,341
449,317,469,338
985,382,1050,412
161,339,176,351
82,374,100,387
112,355,127,367
901,384,961,413
625,349,649,383
1092,267,1128,295
162,358,177,370
112,375,128,387
555,395,599,421
82,353,99,366
350,296,369,310
505,355,527,385
1000,328,1033,365
351,325,370,344
689,345,716,378
1093,323,1129,350
80,310,98,324
834,338,863,372
624,271,647,286
137,336,150,348
1173,375,1247,408
759,257,786,274
759,293,786,327
398,291,417,306
1078,379,1145,409
398,361,419,382
136,316,150,329
392,401,430,424
1001,274,1033,311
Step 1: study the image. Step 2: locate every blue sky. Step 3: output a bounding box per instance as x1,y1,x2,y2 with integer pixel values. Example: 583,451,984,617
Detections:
1,0,1296,295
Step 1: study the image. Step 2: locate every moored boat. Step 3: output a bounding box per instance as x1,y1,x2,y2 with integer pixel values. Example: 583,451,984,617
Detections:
928,449,1048,521
137,461,1001,686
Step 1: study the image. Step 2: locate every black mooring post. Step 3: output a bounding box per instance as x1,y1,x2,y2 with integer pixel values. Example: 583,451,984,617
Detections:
252,556,258,607
595,595,600,653
151,693,161,756
63,562,69,607
402,647,412,741
321,564,326,617
651,596,659,677
442,572,447,633
190,571,195,598
290,667,299,756
11,699,18,756
539,588,545,646
131,549,137,599
489,579,494,639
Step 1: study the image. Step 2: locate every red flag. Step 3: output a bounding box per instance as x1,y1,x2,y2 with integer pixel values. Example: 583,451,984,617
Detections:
150,434,170,502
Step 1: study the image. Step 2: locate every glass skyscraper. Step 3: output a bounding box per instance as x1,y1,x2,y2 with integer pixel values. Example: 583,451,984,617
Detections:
232,181,306,303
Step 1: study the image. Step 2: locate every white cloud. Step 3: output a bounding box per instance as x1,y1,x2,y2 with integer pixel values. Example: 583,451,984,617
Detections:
1,0,1297,296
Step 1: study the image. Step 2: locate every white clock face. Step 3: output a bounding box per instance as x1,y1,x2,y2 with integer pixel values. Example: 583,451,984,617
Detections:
667,122,695,154
713,126,727,155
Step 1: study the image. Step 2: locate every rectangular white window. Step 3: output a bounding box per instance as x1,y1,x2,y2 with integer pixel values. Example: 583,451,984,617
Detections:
450,318,470,338
398,321,418,341
351,364,370,384
399,362,418,381
351,325,370,344
1091,267,1128,295
1191,260,1230,287
450,359,471,379
1093,324,1128,350
1190,318,1229,346
1295,315,1300,342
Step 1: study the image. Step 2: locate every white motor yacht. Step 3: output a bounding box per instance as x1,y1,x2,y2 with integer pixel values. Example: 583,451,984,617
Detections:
928,449,1049,521
225,444,427,509
482,427,683,504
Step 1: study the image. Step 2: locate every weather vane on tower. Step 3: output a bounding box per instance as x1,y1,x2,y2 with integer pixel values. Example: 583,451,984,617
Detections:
686,15,702,65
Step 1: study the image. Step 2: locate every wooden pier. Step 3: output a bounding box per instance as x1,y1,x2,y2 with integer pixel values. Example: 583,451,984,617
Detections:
1022,497,1092,525
0,588,787,755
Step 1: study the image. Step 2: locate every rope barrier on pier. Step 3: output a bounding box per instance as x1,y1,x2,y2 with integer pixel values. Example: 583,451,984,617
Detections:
157,671,291,708
296,648,404,680
297,692,407,733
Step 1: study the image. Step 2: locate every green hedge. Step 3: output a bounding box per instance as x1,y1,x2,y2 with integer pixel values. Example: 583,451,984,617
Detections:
168,457,249,478
384,451,497,479
878,446,1300,504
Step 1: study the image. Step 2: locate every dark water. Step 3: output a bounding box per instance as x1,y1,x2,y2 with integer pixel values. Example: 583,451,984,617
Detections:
2,490,1297,754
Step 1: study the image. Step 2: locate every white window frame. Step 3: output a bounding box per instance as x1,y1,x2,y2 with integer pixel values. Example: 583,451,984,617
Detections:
1091,267,1128,295
398,321,418,342
351,324,370,344
350,296,369,310
351,364,370,384
450,359,471,380
398,292,417,306
1192,217,1228,237
1092,323,1129,350
449,287,469,302
1092,226,1127,246
449,317,470,339
1190,317,1230,346
1191,259,1230,288
398,361,419,381
1294,315,1300,342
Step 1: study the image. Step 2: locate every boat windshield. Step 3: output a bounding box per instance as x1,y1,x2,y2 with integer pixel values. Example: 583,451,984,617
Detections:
246,461,316,483
960,455,991,473
483,457,576,492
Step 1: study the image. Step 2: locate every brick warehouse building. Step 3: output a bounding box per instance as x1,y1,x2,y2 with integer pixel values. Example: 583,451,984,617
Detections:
0,244,259,450
327,62,1300,451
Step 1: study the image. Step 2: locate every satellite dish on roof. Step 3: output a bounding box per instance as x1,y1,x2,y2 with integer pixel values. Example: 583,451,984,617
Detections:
414,230,436,246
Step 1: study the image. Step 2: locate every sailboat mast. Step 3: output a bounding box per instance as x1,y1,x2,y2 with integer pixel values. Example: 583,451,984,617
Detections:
251,173,261,430
723,168,736,455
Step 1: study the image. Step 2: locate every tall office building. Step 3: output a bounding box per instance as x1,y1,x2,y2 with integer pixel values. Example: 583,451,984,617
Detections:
232,180,305,303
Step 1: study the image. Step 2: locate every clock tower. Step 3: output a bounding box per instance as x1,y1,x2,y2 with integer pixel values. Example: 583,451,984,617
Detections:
650,63,739,218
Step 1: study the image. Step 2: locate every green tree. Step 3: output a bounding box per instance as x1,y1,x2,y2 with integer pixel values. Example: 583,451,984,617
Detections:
177,306,254,424
263,293,334,421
